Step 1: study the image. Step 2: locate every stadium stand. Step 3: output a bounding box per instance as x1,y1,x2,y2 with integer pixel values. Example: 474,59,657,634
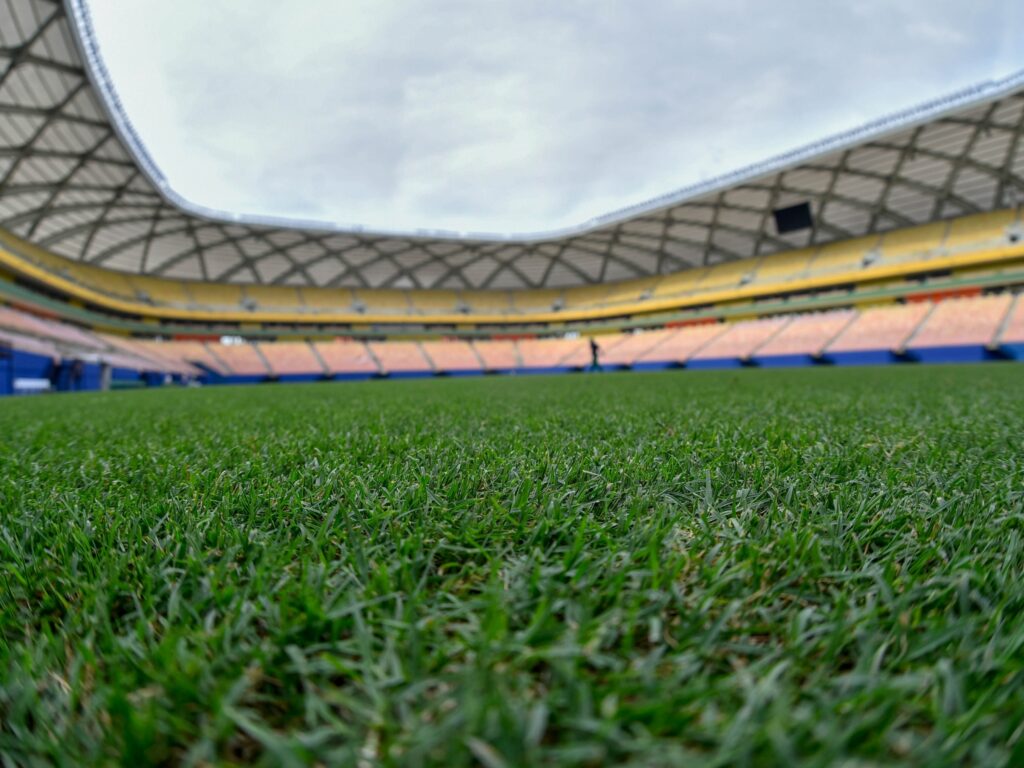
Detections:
244,286,304,311
599,329,675,368
689,317,791,367
162,342,232,376
651,268,708,299
354,290,411,315
419,340,483,373
410,291,461,315
212,343,271,377
0,328,59,360
1,11,1023,397
259,342,326,377
187,283,244,311
517,338,590,370
8,287,1024,395
752,248,814,285
634,323,726,367
312,341,380,377
999,295,1024,343
368,341,433,374
459,291,513,315
905,294,1014,362
808,236,881,276
999,294,1024,361
825,303,933,364
944,210,1019,252
129,275,192,307
512,289,565,313
753,310,856,364
471,340,521,371
878,222,948,265
2,208,1023,327
301,287,355,313
100,336,195,375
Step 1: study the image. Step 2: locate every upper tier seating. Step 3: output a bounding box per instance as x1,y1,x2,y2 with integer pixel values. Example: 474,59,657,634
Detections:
243,286,303,310
752,248,814,285
826,303,932,353
878,222,947,265
301,287,356,313
512,289,565,313
354,290,410,315
459,291,513,314
944,210,1018,251
129,275,191,306
410,292,460,315
187,283,244,310
2,209,1021,323
754,310,856,357
807,235,881,276
907,294,1014,349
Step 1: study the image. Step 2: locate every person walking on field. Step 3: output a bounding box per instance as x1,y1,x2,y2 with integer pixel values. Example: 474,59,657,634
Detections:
589,338,601,371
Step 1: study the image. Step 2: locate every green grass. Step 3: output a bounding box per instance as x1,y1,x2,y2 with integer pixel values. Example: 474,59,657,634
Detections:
2,365,1024,767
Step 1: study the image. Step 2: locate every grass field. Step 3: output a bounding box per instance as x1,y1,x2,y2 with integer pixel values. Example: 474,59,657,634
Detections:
2,365,1023,766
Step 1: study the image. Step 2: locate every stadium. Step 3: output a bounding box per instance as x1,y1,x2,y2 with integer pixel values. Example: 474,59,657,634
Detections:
1,0,1024,765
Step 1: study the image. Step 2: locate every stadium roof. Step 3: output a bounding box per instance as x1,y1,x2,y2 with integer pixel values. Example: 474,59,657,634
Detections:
1,0,1023,291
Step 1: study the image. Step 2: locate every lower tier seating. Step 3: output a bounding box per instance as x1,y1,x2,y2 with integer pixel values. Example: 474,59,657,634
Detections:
906,294,1013,349
827,304,933,353
2,289,1022,392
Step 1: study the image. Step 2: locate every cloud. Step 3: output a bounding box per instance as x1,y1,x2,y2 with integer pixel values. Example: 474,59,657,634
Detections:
87,0,1022,235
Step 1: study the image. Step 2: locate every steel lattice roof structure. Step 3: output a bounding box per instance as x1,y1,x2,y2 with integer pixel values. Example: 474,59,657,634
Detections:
1,0,1023,291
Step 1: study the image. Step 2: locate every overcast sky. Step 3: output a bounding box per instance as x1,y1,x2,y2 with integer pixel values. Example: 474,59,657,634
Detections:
88,1,1022,236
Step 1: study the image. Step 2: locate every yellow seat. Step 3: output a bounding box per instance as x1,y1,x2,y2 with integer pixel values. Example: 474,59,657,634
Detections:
300,286,354,311
186,281,243,309
66,262,136,300
807,235,879,276
563,284,612,309
651,267,708,298
353,289,410,314
243,285,301,309
878,222,946,263
410,290,459,314
699,259,758,291
944,209,1018,251
459,290,512,314
513,288,564,313
128,275,191,306
603,277,658,306
753,247,815,284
